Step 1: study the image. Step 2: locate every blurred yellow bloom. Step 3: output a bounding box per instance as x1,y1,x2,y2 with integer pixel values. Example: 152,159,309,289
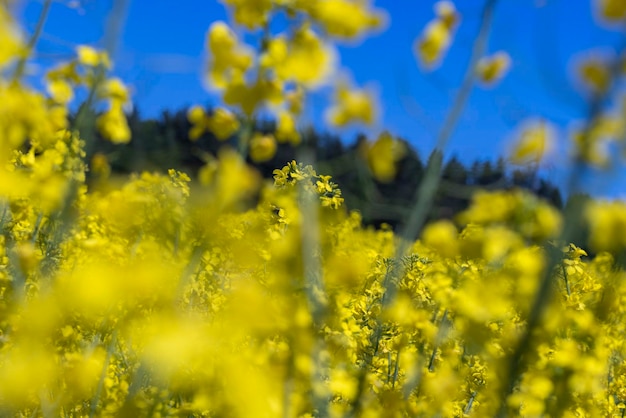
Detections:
223,76,284,115
422,219,459,258
434,0,460,29
312,0,384,39
15,241,40,273
415,2,459,69
206,21,253,89
459,189,561,241
586,200,626,252
47,62,81,85
46,78,74,104
327,81,377,127
187,105,206,125
76,45,110,68
510,119,554,165
286,86,305,115
275,110,300,145
596,0,626,23
209,107,240,140
188,105,209,140
62,348,107,401
99,77,130,105
261,26,336,88
188,106,240,141
221,0,272,28
199,148,260,208
0,84,60,153
578,57,611,95
360,131,406,182
571,115,624,166
476,51,511,86
0,6,23,69
0,346,58,408
96,103,131,144
415,20,452,69
249,133,277,162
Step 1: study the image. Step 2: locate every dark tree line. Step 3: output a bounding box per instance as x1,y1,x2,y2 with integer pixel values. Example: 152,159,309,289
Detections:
80,105,564,229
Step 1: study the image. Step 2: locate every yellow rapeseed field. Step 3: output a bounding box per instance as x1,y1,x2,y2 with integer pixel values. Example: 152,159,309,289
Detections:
1,0,626,417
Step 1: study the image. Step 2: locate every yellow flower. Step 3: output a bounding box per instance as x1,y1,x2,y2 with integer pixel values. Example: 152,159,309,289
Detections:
360,131,406,182
76,45,110,68
99,77,130,105
262,26,336,88
570,115,624,166
46,78,74,104
208,107,240,140
434,0,460,29
275,110,300,145
249,133,277,162
509,119,554,165
223,75,283,115
0,6,23,69
415,2,459,69
476,51,511,86
578,57,611,95
187,106,240,141
586,200,626,252
422,220,459,258
96,103,131,144
0,347,58,408
326,81,377,127
221,0,272,29
596,0,626,23
206,21,253,89
286,86,305,115
312,0,384,39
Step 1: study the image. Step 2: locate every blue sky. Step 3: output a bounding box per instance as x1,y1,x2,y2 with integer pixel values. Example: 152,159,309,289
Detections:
17,0,626,198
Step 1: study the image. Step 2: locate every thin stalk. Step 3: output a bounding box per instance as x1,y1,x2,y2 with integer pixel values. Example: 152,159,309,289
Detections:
348,2,500,414
12,0,52,83
428,309,448,372
71,64,106,133
495,28,626,418
297,148,330,416
0,200,9,231
30,212,44,244
562,264,571,296
73,0,130,154
392,350,401,388
400,0,499,243
464,391,477,415
238,118,253,157
90,332,117,418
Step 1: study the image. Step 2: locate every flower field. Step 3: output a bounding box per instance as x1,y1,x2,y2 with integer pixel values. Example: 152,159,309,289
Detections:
2,0,626,417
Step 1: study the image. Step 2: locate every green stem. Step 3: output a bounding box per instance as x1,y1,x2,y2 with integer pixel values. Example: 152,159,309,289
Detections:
562,264,571,296
347,4,500,415
464,391,477,415
90,332,117,418
495,29,626,418
238,117,253,158
12,0,52,83
400,0,499,242
30,212,44,244
392,350,400,388
428,309,448,372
